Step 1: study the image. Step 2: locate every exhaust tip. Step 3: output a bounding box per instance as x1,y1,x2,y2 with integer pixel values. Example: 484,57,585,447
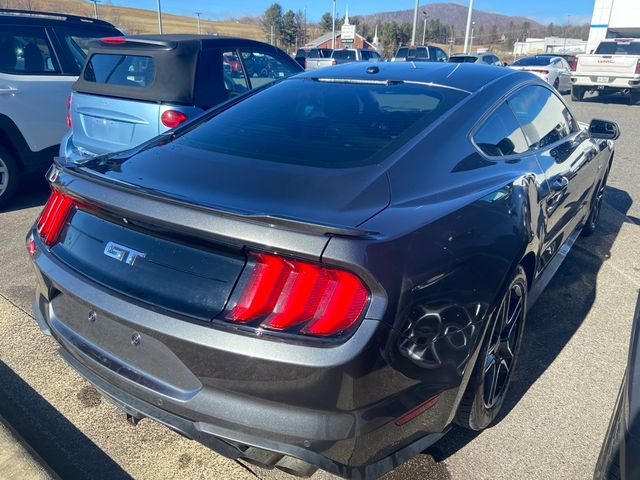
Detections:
275,455,318,478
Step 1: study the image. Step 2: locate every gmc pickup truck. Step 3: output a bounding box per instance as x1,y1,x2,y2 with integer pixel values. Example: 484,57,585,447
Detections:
571,38,640,104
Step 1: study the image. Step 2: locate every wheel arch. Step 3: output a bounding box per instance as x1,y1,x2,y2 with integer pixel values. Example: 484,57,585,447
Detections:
0,113,31,171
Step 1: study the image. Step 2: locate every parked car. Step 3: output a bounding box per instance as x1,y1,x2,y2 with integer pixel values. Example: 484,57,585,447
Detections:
391,45,448,62
61,35,302,162
310,48,382,69
301,48,333,70
449,53,504,66
594,292,640,480
0,8,120,207
509,55,572,93
294,48,332,68
571,38,640,104
28,62,618,479
537,53,578,71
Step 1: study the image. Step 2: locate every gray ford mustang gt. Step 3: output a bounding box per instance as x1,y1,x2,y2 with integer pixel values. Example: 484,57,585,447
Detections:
28,62,619,479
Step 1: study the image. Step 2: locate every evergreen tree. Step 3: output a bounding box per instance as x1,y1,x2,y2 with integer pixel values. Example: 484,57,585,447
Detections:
262,3,284,46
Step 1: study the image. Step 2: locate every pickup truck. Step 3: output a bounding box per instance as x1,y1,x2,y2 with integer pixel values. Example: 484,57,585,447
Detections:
306,48,381,70
298,48,333,70
571,38,640,104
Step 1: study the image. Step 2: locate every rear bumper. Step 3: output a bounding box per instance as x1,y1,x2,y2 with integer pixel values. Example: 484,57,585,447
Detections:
571,74,640,89
29,234,457,478
58,131,98,164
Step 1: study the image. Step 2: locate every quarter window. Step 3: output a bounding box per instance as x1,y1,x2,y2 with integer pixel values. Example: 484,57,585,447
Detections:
508,85,578,149
473,102,528,157
222,51,248,97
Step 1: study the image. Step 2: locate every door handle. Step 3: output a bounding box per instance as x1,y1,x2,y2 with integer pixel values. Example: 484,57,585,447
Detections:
551,176,569,192
0,86,20,95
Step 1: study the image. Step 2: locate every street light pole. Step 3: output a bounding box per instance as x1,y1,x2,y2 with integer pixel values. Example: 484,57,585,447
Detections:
157,0,163,34
422,11,427,45
463,0,474,53
195,12,201,34
563,14,571,53
470,21,475,52
332,0,336,49
411,0,419,45
91,0,99,19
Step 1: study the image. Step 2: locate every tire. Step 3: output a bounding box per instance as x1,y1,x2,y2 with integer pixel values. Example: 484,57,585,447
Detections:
581,167,609,236
0,147,20,209
571,86,585,102
553,78,560,91
456,266,527,431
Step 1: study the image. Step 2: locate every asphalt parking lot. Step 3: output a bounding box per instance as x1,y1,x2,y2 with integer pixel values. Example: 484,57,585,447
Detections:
0,91,638,480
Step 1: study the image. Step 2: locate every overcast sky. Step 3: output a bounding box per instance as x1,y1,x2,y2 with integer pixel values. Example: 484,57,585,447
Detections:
111,0,595,25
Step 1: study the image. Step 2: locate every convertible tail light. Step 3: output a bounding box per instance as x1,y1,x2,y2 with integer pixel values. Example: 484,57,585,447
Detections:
36,190,76,246
66,96,72,128
161,110,188,129
226,252,368,337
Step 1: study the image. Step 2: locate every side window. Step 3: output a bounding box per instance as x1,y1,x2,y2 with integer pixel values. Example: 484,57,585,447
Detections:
222,51,248,97
473,102,529,157
361,50,371,60
240,50,299,89
0,27,58,74
509,85,579,150
416,48,429,59
435,48,448,62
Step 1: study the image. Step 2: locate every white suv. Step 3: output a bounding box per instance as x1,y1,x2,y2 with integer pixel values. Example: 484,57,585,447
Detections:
0,9,119,207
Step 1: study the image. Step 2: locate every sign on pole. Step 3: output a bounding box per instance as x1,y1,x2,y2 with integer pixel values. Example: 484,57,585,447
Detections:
341,24,356,46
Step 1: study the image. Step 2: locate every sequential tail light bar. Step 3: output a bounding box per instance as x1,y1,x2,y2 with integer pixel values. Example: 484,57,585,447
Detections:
226,252,369,337
36,190,76,246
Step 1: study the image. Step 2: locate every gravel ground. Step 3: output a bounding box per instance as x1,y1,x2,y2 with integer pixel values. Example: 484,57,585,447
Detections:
0,91,638,480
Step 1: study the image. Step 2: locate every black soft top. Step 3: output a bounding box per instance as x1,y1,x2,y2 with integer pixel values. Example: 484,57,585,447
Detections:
73,35,293,105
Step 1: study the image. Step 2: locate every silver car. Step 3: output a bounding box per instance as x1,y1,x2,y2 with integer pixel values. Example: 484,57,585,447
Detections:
61,35,302,162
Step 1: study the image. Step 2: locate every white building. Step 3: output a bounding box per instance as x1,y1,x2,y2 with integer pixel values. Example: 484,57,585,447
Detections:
587,0,640,53
513,37,587,55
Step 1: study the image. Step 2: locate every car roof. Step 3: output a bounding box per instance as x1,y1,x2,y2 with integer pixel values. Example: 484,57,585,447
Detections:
296,61,516,94
0,8,115,28
117,34,279,50
452,53,483,58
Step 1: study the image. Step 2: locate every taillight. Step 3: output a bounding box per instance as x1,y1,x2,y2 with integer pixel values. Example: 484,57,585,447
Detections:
636,59,640,75
331,58,337,65
226,252,369,337
66,96,72,128
101,36,126,45
529,69,549,75
570,57,578,71
161,110,188,129
36,190,76,246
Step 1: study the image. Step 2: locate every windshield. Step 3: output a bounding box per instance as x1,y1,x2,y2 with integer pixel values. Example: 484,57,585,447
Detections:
595,41,640,55
177,78,467,167
511,57,553,66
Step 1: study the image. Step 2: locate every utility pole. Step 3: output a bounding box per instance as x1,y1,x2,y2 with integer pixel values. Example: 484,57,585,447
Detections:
422,10,427,45
157,0,163,34
195,12,201,34
332,0,336,49
463,0,474,53
411,0,419,45
91,0,100,19
563,14,571,52
270,24,274,45
470,21,475,52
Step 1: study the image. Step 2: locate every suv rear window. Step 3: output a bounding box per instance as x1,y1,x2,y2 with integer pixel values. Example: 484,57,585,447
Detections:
83,54,155,87
178,78,467,167
595,41,640,55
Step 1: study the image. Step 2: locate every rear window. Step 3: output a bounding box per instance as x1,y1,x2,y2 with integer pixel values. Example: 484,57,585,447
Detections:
332,50,356,61
395,47,408,58
449,56,478,63
595,41,640,55
83,54,155,87
177,78,467,167
511,56,552,66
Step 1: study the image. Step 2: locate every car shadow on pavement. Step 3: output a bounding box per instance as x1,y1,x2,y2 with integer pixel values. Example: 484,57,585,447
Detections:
0,175,50,214
580,92,638,106
426,186,633,463
0,359,132,480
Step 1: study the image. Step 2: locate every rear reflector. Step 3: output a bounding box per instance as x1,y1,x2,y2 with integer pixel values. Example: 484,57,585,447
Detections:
37,190,76,246
161,110,189,129
395,394,441,426
226,253,368,337
101,36,126,45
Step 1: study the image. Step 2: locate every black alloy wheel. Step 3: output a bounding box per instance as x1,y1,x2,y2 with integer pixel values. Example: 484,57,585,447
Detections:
456,266,527,431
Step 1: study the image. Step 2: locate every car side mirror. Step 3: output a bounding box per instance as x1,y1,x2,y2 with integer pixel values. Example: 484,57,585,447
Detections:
589,119,620,140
